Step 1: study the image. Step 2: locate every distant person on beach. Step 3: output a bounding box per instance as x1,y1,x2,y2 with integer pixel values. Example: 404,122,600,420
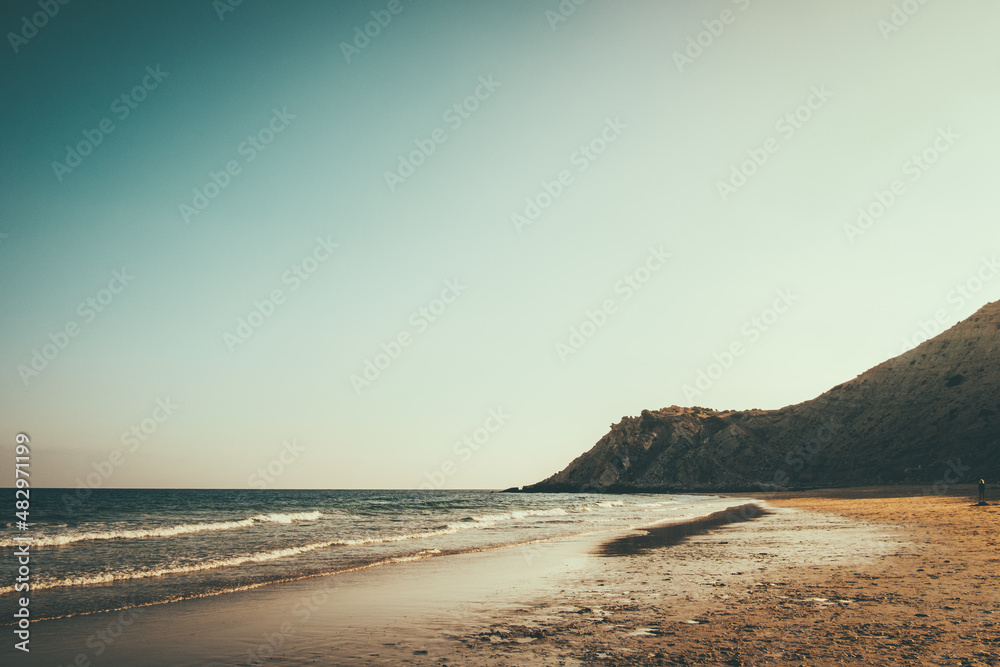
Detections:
979,479,986,503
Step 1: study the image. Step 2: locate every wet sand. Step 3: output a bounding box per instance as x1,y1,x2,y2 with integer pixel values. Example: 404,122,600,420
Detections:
9,486,998,665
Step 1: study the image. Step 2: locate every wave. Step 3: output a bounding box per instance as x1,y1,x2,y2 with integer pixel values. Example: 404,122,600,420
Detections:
0,538,343,594
5,500,654,551
0,518,522,594
464,503,634,522
466,508,569,523
332,516,506,546
578,500,625,511
0,512,322,548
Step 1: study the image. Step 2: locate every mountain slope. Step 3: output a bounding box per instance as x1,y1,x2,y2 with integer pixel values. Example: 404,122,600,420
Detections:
523,301,1000,492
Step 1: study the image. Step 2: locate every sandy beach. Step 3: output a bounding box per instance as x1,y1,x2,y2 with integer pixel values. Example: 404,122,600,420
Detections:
11,485,999,666
444,486,1000,666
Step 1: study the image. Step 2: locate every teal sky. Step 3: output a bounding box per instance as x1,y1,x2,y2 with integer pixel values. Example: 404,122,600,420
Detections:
2,0,999,489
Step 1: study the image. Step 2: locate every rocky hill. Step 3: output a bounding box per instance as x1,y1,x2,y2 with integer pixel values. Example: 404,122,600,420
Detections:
522,301,1000,492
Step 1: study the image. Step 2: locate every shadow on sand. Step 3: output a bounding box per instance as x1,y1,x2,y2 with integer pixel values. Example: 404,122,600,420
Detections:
598,503,772,557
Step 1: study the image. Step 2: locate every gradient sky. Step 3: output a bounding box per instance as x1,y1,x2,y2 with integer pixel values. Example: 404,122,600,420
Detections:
2,0,998,489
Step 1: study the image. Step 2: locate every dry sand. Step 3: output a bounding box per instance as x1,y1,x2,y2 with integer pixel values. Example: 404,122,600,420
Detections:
11,486,999,666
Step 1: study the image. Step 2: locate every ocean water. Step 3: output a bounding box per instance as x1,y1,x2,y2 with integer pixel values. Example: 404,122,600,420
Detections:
1,489,735,622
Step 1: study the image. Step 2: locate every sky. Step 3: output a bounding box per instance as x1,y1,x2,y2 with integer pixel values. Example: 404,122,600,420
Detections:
1,0,999,490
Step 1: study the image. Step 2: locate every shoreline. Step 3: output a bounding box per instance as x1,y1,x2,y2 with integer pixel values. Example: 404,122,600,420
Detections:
6,486,996,665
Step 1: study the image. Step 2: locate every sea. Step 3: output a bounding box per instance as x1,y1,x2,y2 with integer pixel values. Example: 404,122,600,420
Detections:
1,489,739,623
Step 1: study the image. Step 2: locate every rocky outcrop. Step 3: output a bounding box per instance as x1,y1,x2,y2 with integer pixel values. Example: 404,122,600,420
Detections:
522,301,1000,492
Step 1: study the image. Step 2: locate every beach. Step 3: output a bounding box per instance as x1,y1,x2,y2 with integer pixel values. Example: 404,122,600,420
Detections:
443,486,1000,666
9,485,998,666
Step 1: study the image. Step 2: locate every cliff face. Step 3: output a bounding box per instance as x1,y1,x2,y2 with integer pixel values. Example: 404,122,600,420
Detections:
524,301,1000,492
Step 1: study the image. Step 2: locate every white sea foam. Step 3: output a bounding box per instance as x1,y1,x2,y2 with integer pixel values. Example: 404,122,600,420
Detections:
333,518,495,546
576,500,625,511
467,508,570,523
0,511,322,548
0,539,340,593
